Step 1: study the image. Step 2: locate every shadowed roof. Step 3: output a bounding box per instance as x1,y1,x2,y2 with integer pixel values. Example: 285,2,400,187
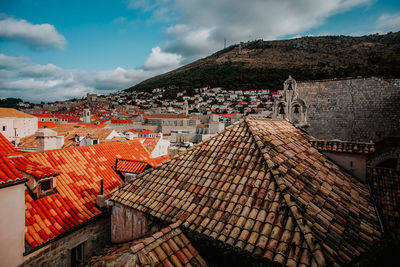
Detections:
111,118,381,266
88,222,207,267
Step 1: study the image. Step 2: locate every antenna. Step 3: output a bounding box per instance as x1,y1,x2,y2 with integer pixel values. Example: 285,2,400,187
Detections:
224,38,227,49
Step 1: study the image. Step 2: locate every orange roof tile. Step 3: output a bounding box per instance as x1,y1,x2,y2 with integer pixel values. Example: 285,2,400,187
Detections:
38,121,57,128
110,119,132,124
115,159,149,174
23,139,168,249
0,156,24,184
0,108,35,118
125,128,156,134
0,133,16,156
88,222,207,266
147,114,189,119
10,156,58,178
143,137,159,154
111,118,381,266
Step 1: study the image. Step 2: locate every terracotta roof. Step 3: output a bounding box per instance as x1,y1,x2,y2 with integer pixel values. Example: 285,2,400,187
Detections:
88,222,207,267
31,113,53,118
125,128,156,134
147,114,189,119
143,137,160,154
110,119,132,124
309,140,375,155
23,139,166,248
115,159,149,174
0,133,16,156
0,108,35,118
38,121,57,128
0,156,24,184
18,127,116,148
10,156,58,179
111,118,381,266
367,167,400,230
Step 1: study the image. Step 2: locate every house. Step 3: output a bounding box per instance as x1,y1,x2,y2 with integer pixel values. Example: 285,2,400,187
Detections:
108,118,382,266
0,133,169,267
17,127,121,151
0,108,38,142
0,133,26,267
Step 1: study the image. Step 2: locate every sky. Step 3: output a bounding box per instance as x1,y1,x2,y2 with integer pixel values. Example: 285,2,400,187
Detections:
0,0,399,103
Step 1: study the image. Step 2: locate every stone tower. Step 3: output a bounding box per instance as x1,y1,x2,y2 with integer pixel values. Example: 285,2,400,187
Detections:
183,100,189,116
272,76,308,127
83,107,91,123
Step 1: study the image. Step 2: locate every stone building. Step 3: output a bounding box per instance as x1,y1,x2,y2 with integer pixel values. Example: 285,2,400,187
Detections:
272,76,308,127
278,76,400,170
107,118,382,266
0,108,38,143
0,133,169,267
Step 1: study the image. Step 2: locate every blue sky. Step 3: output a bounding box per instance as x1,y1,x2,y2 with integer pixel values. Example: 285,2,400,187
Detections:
1,0,399,102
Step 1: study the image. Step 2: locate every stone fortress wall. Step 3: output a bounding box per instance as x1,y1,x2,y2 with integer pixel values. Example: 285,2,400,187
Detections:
295,77,400,143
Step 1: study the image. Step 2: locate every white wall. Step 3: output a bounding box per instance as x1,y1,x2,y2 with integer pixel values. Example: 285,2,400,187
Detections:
0,183,26,267
151,138,170,158
0,117,38,142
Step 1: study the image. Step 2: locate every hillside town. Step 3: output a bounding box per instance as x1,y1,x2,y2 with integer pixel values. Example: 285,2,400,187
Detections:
1,75,399,267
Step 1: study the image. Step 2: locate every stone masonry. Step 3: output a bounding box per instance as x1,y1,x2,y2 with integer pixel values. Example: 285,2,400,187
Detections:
23,216,110,267
296,77,400,142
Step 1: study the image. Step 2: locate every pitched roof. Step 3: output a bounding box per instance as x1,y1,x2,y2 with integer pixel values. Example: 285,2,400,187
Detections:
0,108,35,118
143,137,160,154
23,140,167,248
111,118,381,266
147,114,189,119
88,223,207,267
10,156,58,179
0,133,24,186
18,127,116,148
309,140,375,155
0,132,16,156
367,167,400,230
0,156,24,185
115,159,149,174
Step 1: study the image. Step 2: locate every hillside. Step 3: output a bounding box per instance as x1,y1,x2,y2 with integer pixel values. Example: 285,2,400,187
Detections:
126,31,400,92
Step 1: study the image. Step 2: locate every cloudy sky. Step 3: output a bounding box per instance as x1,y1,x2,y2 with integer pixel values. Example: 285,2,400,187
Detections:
1,0,399,102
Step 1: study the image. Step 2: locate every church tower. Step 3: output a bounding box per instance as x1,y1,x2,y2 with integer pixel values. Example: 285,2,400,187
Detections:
83,107,91,123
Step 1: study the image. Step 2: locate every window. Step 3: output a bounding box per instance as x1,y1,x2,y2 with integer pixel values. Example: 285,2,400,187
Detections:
2,126,5,131
40,180,51,192
350,161,353,168
70,241,86,267
92,139,98,145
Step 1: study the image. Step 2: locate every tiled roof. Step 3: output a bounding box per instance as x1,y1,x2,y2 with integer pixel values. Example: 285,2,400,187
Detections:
10,156,58,178
143,137,160,154
111,118,381,266
125,128,156,134
0,133,16,156
115,159,149,174
18,127,116,148
0,156,24,184
38,121,57,128
31,113,53,118
110,119,132,124
88,222,207,267
367,167,400,230
309,140,375,155
23,140,166,248
0,108,35,118
147,114,189,119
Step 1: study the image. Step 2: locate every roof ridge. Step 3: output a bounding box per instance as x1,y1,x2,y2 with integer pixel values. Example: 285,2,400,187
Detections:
244,117,326,266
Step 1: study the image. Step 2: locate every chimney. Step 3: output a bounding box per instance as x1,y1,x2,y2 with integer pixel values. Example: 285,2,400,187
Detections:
35,128,60,151
96,179,107,209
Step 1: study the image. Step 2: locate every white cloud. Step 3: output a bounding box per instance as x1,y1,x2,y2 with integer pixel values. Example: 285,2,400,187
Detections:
0,53,166,102
144,46,182,70
376,13,400,33
0,16,66,50
125,0,371,61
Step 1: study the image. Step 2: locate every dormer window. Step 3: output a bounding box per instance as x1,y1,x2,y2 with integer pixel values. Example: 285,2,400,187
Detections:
39,179,52,194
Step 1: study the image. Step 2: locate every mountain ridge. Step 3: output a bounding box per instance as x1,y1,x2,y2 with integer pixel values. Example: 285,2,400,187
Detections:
126,31,400,92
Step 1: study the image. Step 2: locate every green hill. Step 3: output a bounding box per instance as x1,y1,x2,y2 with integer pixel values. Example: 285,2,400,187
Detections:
126,31,400,92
